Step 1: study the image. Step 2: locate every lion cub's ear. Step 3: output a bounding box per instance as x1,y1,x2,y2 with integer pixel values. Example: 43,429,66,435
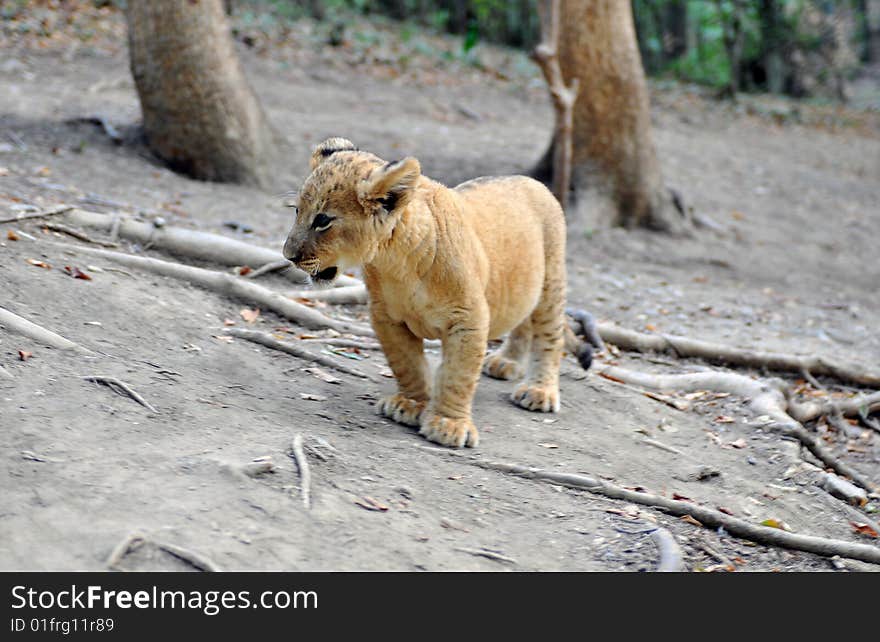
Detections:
309,137,358,171
358,157,421,214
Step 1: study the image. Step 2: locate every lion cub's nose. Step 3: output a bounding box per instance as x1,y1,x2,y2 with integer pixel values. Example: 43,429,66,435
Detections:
282,239,302,264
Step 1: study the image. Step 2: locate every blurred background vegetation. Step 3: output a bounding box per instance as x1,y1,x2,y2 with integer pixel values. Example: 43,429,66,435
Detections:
3,0,878,102
220,0,879,100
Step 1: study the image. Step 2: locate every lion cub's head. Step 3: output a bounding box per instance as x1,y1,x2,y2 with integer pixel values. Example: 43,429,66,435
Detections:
282,137,421,285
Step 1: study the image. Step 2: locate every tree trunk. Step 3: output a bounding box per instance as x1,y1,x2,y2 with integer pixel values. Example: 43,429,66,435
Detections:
534,0,683,233
664,0,688,61
760,0,786,94
718,0,747,96
126,0,277,187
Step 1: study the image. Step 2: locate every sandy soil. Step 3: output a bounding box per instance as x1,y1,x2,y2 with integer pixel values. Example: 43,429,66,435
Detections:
1,11,879,572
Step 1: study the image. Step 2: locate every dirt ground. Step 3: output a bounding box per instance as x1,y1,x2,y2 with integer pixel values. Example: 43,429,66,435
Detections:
1,9,879,572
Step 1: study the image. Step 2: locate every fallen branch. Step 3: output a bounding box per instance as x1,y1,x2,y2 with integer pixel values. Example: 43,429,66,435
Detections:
83,376,157,413
650,527,684,572
420,448,880,566
153,540,221,572
0,204,73,225
48,243,374,337
60,208,359,287
106,531,147,570
290,434,311,510
0,306,95,354
288,284,369,305
226,328,376,381
455,547,517,565
42,222,119,247
596,322,880,388
599,365,877,493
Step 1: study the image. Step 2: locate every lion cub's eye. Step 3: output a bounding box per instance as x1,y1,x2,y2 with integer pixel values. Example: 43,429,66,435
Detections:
311,213,335,232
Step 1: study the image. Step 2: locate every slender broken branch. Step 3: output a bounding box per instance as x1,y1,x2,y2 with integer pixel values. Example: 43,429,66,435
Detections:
226,327,377,381
42,222,119,247
533,0,579,209
83,376,157,413
0,204,73,225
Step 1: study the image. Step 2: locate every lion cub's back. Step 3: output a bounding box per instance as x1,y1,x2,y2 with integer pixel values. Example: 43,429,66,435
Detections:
454,175,563,249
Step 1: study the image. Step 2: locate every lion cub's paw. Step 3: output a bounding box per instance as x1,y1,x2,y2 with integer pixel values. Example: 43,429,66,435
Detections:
378,393,426,427
511,384,560,413
482,352,524,381
419,414,480,448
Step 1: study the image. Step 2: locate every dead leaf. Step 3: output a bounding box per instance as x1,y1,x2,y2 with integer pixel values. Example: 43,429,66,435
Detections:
240,308,260,324
680,515,702,527
212,335,234,344
7,230,19,241
223,318,236,326
672,492,693,502
63,266,92,280
26,258,51,269
714,415,736,424
304,367,341,384
538,443,559,449
760,518,792,531
727,438,748,449
448,475,463,480
850,522,879,538
355,496,389,512
717,506,735,516
18,350,32,361
300,392,327,401
235,266,252,276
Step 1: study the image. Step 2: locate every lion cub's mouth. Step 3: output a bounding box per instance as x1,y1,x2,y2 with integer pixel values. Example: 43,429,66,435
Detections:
312,266,338,284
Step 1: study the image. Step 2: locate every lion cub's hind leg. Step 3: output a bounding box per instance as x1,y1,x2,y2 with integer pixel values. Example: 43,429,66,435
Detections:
511,277,565,414
483,318,531,381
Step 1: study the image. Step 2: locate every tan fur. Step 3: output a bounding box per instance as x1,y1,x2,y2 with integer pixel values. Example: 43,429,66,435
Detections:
283,138,568,447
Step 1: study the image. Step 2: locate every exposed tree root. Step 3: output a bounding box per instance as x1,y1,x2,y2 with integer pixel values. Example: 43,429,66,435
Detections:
598,365,877,493
299,337,382,350
246,259,293,279
787,390,880,424
290,434,311,510
0,306,95,354
49,243,374,337
225,328,377,382
595,322,880,388
60,208,358,287
83,376,157,413
420,447,880,566
650,527,684,572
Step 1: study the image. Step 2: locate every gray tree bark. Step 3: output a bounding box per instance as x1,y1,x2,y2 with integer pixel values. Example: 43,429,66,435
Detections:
127,0,277,187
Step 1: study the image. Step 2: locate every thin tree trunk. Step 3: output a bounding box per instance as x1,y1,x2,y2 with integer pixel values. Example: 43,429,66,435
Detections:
534,0,684,233
760,0,785,93
126,0,277,187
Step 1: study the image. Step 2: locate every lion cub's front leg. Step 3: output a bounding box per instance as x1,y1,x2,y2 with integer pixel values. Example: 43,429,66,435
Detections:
371,308,430,428
420,308,488,448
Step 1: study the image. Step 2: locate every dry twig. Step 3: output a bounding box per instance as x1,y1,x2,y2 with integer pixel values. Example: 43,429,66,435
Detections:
42,222,119,247
226,328,376,380
0,204,73,225
290,434,311,509
84,376,157,413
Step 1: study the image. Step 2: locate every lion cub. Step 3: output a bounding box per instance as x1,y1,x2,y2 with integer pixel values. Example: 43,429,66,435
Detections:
283,138,567,447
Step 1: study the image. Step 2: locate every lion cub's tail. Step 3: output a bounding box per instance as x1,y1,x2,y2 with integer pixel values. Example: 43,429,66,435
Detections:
563,308,605,371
